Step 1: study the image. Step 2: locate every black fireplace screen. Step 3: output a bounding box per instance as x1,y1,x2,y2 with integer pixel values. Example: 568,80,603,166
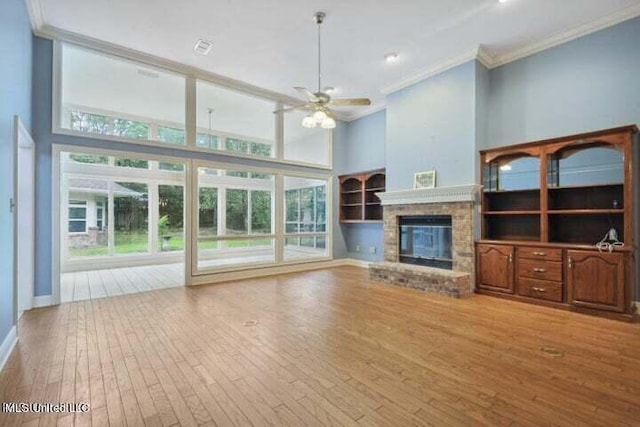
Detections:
399,215,453,269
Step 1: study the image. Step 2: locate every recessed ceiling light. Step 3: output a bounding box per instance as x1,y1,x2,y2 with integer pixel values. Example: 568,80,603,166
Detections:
384,52,399,63
194,39,213,55
498,0,509,3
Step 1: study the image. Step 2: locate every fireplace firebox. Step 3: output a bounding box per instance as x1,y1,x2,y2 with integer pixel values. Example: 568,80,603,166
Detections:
399,215,453,269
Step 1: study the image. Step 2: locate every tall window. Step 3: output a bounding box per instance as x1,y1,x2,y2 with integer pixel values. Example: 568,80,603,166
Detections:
60,44,185,145
62,152,186,261
284,177,328,260
197,167,275,270
57,42,333,168
196,80,275,158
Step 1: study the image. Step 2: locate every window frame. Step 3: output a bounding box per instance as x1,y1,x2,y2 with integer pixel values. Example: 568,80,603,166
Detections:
191,159,332,276
52,41,334,170
68,199,88,234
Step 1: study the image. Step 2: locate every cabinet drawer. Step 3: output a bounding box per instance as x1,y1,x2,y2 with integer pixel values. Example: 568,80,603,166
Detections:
518,258,562,281
518,278,563,302
518,247,562,261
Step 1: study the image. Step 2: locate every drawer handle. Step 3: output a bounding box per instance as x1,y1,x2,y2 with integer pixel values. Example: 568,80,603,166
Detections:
532,287,547,293
533,251,547,256
532,268,546,273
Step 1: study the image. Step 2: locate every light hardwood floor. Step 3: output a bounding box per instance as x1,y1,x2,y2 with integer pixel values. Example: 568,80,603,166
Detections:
2,266,639,426
61,264,184,303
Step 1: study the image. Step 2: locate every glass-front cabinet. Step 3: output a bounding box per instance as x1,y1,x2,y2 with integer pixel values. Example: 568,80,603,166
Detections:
482,152,541,241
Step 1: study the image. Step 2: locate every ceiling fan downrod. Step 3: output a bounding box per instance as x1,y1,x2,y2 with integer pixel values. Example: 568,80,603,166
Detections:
314,12,325,94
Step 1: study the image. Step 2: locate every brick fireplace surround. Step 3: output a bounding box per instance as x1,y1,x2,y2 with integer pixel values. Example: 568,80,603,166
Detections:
370,185,482,298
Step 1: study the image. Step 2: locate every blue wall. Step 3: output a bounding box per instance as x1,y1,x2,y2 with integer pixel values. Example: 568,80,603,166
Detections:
32,37,339,296
386,60,478,191
0,0,33,344
487,17,640,147
335,110,386,262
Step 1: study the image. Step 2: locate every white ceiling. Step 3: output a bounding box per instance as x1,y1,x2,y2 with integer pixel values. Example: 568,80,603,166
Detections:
32,0,640,119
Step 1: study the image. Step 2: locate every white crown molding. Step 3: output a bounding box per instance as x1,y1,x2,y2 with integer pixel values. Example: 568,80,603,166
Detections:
377,184,482,206
475,44,495,69
0,326,18,373
25,0,44,32
381,4,640,94
381,46,483,95
341,103,387,122
490,2,640,68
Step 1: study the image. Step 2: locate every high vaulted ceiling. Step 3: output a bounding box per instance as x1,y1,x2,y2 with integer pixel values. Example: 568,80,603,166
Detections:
29,0,640,119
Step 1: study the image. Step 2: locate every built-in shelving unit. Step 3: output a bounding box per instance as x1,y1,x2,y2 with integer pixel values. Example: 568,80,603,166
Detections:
476,125,638,320
339,169,386,222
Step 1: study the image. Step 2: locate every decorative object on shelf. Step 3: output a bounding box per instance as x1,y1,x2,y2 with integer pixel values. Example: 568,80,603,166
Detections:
596,227,624,253
275,12,371,129
413,170,436,189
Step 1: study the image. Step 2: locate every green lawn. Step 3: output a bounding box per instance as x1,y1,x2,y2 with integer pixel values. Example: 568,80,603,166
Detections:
69,231,271,257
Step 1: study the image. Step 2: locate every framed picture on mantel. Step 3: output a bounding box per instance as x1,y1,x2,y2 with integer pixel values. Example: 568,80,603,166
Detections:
414,170,436,189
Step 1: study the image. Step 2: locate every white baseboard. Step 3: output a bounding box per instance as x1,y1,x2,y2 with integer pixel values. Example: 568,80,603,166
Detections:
0,326,18,373
33,295,53,308
340,258,373,268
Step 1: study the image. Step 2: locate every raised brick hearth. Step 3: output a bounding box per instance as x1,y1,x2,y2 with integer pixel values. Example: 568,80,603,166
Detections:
370,185,481,298
370,262,472,298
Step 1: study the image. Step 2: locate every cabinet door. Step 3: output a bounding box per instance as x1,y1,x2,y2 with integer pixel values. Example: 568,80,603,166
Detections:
567,250,625,312
477,245,514,294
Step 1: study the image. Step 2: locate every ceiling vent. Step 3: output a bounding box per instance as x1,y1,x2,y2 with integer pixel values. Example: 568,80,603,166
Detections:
194,39,213,55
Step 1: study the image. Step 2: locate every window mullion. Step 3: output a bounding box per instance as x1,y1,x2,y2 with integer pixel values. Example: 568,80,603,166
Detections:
185,76,197,148
275,173,284,263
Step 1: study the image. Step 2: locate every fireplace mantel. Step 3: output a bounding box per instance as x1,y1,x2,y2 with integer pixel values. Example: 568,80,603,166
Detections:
376,184,482,206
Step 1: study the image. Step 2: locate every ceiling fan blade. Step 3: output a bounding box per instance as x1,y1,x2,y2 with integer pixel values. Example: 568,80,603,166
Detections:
294,87,319,102
329,98,372,106
273,104,309,114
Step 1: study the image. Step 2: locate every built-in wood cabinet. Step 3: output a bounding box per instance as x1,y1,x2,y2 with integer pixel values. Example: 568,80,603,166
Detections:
476,245,514,294
476,125,638,320
567,250,625,312
339,169,385,222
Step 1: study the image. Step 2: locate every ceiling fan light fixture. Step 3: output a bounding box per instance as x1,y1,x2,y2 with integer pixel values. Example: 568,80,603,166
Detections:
287,11,370,128
321,116,336,129
302,115,316,128
313,110,328,122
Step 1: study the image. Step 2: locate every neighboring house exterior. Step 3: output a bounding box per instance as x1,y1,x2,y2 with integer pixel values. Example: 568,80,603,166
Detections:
67,178,143,249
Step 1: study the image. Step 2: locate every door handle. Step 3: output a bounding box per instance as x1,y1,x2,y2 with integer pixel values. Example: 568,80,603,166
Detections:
508,252,513,263
533,287,547,293
568,256,573,269
533,251,547,256
533,268,546,273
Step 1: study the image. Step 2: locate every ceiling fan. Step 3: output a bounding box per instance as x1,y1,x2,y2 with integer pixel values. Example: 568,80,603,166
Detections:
276,11,371,129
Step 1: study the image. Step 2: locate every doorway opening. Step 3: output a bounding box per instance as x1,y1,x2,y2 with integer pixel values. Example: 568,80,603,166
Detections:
57,149,186,302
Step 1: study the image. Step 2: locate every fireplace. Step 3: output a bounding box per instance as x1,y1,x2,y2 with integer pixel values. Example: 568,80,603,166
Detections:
369,185,481,296
399,215,453,269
